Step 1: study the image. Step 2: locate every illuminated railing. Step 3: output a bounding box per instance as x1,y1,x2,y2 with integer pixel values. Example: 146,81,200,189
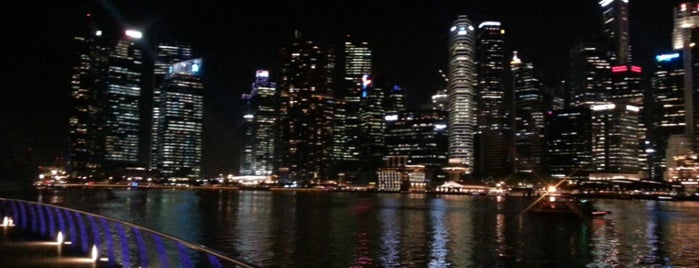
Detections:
0,198,257,268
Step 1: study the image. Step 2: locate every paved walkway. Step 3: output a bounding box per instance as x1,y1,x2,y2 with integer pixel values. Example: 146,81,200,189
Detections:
0,226,114,268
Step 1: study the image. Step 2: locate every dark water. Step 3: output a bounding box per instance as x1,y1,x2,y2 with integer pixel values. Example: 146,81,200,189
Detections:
31,188,699,267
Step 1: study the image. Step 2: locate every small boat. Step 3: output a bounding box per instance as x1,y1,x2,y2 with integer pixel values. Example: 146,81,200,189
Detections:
528,193,610,218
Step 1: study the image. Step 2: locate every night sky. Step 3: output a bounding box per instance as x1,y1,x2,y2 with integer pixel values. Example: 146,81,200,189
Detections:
0,0,678,179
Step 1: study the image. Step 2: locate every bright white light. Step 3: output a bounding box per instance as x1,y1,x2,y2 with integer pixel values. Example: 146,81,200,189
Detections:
95,30,102,36
591,103,615,111
434,124,447,130
478,21,501,28
1,216,12,227
256,70,269,78
384,114,398,121
57,231,64,244
626,105,640,112
599,0,613,7
91,245,99,261
243,114,254,119
450,26,456,32
125,30,143,39
547,185,557,193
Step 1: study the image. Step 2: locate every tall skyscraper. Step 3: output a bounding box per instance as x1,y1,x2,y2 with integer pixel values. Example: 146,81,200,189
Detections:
651,53,685,180
240,70,277,176
103,30,145,166
475,21,510,179
68,21,148,178
277,31,335,182
599,0,631,65
447,15,477,174
151,58,204,179
150,42,192,170
568,41,613,107
511,52,546,178
333,37,372,178
672,2,699,149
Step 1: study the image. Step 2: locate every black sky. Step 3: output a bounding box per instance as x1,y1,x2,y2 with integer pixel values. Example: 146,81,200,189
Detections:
0,0,677,178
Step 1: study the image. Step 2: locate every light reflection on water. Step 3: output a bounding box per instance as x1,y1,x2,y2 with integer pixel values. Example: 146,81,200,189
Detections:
46,189,699,267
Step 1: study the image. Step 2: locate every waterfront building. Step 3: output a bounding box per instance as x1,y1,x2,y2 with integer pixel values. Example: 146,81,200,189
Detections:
67,21,148,178
337,38,372,163
546,108,593,183
447,15,477,175
590,102,641,176
277,31,335,182
651,53,685,180
358,75,386,181
377,156,427,192
384,110,448,173
151,58,204,179
475,21,510,180
672,2,699,150
240,70,277,176
511,52,546,180
150,42,193,170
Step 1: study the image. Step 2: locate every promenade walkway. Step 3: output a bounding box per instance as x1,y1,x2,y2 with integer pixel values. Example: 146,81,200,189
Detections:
0,225,109,268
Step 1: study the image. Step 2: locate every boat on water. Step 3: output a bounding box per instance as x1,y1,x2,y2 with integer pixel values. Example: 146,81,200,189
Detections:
528,193,610,218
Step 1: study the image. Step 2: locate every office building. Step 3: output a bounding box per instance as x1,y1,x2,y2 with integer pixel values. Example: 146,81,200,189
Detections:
240,70,277,176
545,108,593,182
599,0,631,65
475,21,510,180
568,41,613,107
277,31,335,182
151,58,204,179
447,15,477,174
511,52,546,179
150,42,193,170
651,53,686,180
590,102,640,175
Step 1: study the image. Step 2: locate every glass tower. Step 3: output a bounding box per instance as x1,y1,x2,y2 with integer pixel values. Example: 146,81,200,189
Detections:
447,15,477,173
152,58,204,179
475,21,510,179
240,70,277,176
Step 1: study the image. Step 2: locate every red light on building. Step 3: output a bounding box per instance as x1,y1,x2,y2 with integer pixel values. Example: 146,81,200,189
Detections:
611,66,628,73
631,66,642,73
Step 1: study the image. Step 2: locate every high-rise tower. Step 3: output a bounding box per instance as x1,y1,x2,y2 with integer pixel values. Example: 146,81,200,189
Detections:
240,70,277,176
152,58,204,179
277,31,335,182
447,15,477,174
150,42,192,170
511,52,546,179
475,21,510,179
599,0,631,65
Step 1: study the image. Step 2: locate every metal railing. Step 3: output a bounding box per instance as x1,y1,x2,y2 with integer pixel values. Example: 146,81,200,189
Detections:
0,198,258,268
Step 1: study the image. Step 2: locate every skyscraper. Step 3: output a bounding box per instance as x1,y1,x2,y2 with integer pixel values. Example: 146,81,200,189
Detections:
590,102,640,175
546,108,592,182
150,42,193,170
568,41,613,107
152,58,204,179
240,70,277,176
475,21,510,179
68,22,148,178
599,0,631,65
447,15,477,174
511,52,546,179
651,53,685,180
277,31,335,182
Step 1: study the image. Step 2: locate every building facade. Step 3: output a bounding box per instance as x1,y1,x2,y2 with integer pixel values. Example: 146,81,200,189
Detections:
240,70,277,176
447,15,477,174
152,58,204,179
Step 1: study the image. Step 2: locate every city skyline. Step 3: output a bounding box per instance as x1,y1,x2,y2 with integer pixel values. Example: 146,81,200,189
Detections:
0,1,677,178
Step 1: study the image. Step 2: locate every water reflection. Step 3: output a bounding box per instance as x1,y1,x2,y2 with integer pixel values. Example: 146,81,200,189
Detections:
36,189,699,267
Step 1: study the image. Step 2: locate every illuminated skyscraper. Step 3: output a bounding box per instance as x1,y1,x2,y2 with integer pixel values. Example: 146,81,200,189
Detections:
569,41,613,107
590,102,640,175
651,53,685,180
673,2,699,149
103,30,145,166
511,52,546,178
150,42,192,169
240,70,277,176
152,58,204,179
475,21,510,179
599,0,631,65
447,15,476,174
334,37,372,168
277,31,335,182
